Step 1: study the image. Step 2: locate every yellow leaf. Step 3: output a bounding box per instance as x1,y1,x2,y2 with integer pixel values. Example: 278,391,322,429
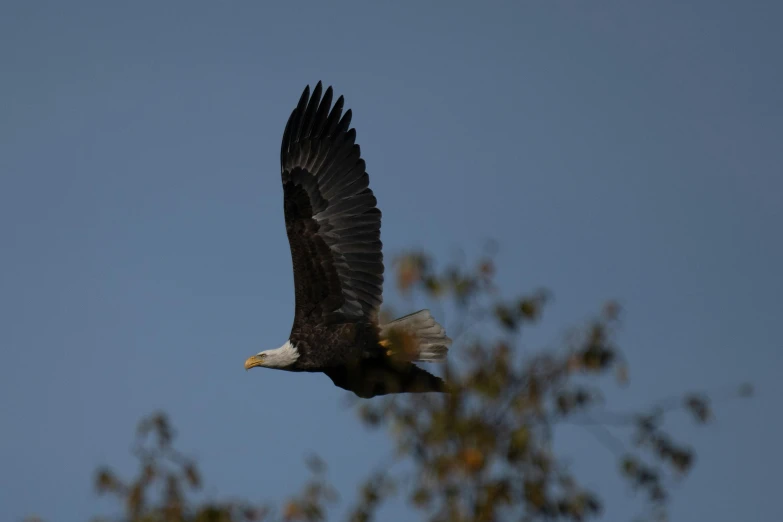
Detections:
461,447,485,473
523,480,547,508
283,501,302,521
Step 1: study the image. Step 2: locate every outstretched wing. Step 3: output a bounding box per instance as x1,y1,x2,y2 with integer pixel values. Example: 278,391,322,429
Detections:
280,82,384,328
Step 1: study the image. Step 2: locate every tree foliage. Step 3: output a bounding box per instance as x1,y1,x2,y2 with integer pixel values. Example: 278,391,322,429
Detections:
35,247,751,522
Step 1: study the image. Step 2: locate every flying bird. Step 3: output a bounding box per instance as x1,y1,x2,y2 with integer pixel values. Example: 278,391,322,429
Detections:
244,82,452,398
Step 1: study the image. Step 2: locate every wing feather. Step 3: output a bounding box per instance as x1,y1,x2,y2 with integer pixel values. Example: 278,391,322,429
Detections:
280,82,384,327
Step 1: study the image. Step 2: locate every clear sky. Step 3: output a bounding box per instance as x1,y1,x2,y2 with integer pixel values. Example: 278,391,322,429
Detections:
1,2,781,521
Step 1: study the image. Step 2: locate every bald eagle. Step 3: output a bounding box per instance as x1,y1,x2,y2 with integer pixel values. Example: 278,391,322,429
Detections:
243,82,452,398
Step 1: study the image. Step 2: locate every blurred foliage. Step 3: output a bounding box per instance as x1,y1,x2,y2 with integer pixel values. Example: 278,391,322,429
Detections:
32,247,751,522
85,412,336,522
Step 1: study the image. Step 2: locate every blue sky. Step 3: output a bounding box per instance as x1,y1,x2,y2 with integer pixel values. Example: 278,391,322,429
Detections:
1,2,781,521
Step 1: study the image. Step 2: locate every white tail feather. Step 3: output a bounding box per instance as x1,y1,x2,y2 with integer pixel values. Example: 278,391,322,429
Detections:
379,309,452,362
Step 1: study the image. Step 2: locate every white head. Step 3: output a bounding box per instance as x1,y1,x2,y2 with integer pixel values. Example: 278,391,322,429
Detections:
244,340,300,371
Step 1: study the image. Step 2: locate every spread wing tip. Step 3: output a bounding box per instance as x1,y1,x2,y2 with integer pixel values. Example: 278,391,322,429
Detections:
282,82,350,168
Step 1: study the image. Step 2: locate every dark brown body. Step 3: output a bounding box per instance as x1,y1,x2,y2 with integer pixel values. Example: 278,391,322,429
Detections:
289,322,445,398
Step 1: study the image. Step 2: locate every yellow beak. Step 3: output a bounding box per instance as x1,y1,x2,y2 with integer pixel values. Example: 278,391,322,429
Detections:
244,355,266,370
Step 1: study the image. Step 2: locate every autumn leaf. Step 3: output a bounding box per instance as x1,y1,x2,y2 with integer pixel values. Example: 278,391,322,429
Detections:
524,480,547,509
461,447,485,473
